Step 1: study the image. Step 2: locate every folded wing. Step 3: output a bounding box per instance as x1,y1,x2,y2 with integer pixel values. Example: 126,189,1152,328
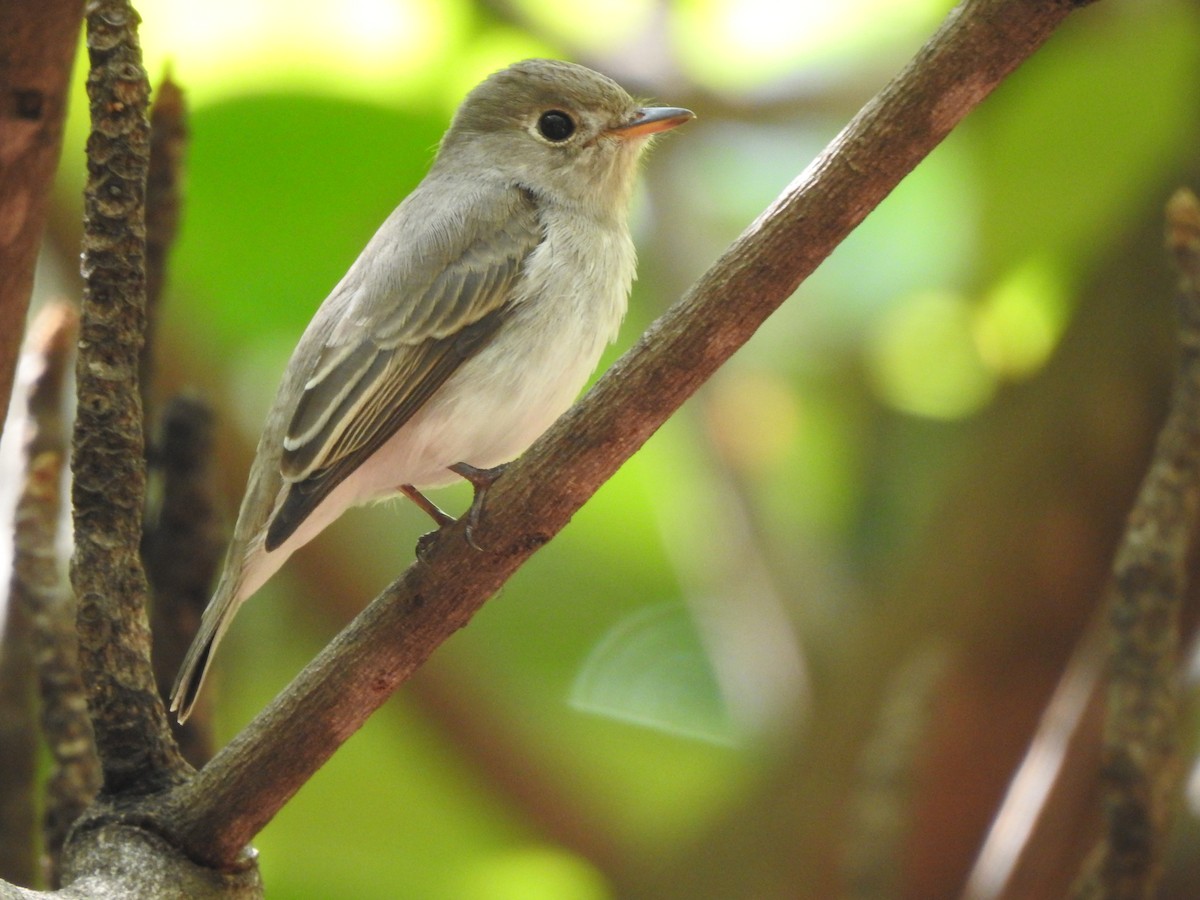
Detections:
265,185,543,550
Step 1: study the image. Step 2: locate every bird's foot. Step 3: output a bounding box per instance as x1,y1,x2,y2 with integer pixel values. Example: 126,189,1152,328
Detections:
402,484,456,562
415,529,440,562
449,461,509,549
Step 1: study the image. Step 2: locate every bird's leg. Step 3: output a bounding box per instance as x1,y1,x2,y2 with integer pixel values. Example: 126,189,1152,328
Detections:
401,484,455,528
402,484,456,562
449,461,509,548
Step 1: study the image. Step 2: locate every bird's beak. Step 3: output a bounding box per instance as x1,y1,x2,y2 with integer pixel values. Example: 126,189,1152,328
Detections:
608,106,695,140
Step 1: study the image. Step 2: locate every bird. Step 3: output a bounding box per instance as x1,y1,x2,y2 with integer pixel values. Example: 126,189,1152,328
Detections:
169,58,694,722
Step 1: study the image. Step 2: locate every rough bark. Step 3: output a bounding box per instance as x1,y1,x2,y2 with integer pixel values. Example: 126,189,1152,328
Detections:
71,0,188,795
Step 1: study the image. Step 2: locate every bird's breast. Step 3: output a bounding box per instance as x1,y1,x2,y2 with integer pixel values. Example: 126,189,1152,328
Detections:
454,207,636,448
348,209,637,493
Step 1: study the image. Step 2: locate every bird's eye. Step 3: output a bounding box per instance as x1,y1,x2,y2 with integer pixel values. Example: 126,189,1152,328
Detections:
537,110,576,142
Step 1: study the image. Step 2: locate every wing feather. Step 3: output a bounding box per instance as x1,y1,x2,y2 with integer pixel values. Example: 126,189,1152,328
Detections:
264,184,542,550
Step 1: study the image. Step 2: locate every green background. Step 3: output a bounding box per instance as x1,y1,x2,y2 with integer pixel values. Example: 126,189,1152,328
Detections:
32,0,1200,895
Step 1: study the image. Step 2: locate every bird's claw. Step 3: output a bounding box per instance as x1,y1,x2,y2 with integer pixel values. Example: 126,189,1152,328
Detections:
415,529,441,562
405,464,506,558
449,461,508,550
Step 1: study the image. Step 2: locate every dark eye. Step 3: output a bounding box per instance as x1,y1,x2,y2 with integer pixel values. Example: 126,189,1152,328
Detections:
537,110,575,142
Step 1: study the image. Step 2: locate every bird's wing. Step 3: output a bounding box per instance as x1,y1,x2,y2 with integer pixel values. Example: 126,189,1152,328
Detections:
264,183,543,550
169,184,543,721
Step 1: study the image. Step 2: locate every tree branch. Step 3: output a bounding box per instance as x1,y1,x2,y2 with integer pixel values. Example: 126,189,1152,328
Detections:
161,0,1094,868
9,305,101,889
72,0,187,795
146,395,223,767
841,646,946,899
0,304,78,887
0,0,84,436
140,74,185,429
0,551,37,889
134,75,219,766
1068,188,1200,898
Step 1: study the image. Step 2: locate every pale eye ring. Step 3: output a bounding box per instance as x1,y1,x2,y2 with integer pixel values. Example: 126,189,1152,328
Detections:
537,110,575,142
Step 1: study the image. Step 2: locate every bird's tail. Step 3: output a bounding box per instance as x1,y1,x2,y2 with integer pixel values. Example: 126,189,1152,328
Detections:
169,565,246,723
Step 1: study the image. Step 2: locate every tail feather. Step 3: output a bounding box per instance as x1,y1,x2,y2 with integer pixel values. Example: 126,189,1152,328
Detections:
169,570,244,723
170,639,214,723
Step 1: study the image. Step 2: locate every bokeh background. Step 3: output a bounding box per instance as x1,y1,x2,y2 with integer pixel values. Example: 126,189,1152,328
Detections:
20,0,1200,895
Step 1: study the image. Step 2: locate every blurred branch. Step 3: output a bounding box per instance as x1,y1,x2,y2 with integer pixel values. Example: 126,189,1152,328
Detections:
841,645,946,900
145,395,223,767
0,555,36,890
0,305,77,887
161,0,1095,869
1069,188,1200,898
12,305,99,889
137,73,218,767
0,0,84,436
2,305,97,891
140,74,186,427
71,0,187,794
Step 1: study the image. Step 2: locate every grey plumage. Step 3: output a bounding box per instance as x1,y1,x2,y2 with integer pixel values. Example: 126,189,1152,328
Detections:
170,58,692,722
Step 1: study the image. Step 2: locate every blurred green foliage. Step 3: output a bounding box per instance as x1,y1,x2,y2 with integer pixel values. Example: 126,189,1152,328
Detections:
37,0,1200,895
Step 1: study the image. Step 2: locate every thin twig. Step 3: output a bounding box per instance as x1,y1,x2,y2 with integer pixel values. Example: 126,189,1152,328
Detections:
161,0,1094,868
73,0,187,794
1070,188,1200,898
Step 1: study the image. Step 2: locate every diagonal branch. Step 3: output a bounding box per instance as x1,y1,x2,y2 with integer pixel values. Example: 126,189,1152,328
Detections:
162,0,1095,868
